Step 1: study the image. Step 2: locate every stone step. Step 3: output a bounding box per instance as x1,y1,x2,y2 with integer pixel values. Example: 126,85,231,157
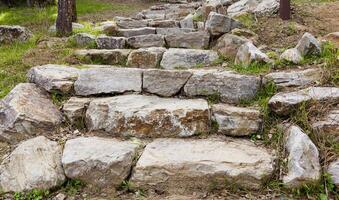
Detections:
130,137,274,193
28,65,261,103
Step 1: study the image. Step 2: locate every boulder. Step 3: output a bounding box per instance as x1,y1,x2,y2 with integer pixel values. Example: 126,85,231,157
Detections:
114,17,149,29
62,97,92,124
116,27,156,37
131,138,274,193
160,48,219,69
312,106,339,139
235,42,272,65
0,83,63,143
253,0,279,15
72,33,96,47
202,0,229,19
184,69,261,103
156,27,195,35
212,104,262,136
143,69,193,97
180,14,195,29
213,33,250,59
127,34,165,48
126,47,166,68
62,137,139,188
85,95,210,138
295,32,321,56
148,20,178,28
283,125,321,187
96,35,126,49
205,12,241,36
165,31,210,49
74,49,131,65
280,48,303,64
264,68,322,89
227,0,278,17
74,68,142,96
27,64,80,94
0,25,32,44
0,136,65,192
328,159,339,187
231,28,259,44
269,87,339,115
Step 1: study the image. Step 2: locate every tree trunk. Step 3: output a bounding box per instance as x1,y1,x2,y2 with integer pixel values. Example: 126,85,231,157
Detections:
71,0,77,22
279,0,291,20
56,0,73,36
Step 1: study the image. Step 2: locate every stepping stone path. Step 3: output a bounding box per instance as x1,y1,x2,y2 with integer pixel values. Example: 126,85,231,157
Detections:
1,0,339,197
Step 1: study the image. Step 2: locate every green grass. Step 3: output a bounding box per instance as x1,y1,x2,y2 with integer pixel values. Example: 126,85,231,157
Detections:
231,62,271,75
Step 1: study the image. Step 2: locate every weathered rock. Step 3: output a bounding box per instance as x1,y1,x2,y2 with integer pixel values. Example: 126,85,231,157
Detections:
116,27,156,37
156,27,195,35
143,69,192,97
0,83,63,143
202,0,229,19
73,33,96,47
0,25,32,44
96,35,126,49
269,87,339,115
94,21,117,35
160,48,219,69
48,23,84,33
322,32,339,48
184,69,261,103
74,68,142,96
62,97,92,124
328,159,339,187
127,47,166,68
180,14,194,29
114,17,149,29
264,68,322,89
62,137,139,188
148,20,178,28
138,9,166,20
74,49,131,65
131,138,274,193
165,31,210,49
280,48,303,64
212,104,262,136
0,136,65,192
197,22,205,30
296,32,321,56
86,95,210,137
253,0,279,15
227,0,278,17
127,34,165,48
231,28,259,44
27,64,79,94
235,42,272,65
283,125,321,187
213,33,250,59
205,12,241,36
312,106,339,139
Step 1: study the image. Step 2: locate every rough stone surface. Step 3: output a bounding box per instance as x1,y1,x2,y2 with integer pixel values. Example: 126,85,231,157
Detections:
73,33,96,47
212,104,262,136
213,33,250,59
264,68,322,89
160,48,219,69
180,14,194,29
296,32,321,56
227,0,278,17
127,47,166,68
205,12,241,36
143,69,193,97
269,87,339,115
148,20,178,28
253,0,279,15
280,48,303,64
235,42,272,65
96,35,126,49
312,106,339,139
116,27,156,37
0,136,65,192
62,97,92,124
95,21,118,35
62,137,139,188
328,159,339,187
283,125,321,187
127,34,165,48
131,138,274,193
165,31,210,49
74,49,131,65
114,17,149,29
86,95,210,137
0,25,32,44
184,69,261,103
231,28,259,44
27,64,79,94
0,83,63,143
74,68,142,96
156,27,195,35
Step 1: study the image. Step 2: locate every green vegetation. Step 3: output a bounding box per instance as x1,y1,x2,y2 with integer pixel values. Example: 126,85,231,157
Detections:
14,189,50,200
63,179,85,196
72,22,102,36
234,13,256,29
231,62,271,75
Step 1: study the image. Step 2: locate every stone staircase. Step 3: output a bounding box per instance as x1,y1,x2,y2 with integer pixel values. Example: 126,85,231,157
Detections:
0,0,339,198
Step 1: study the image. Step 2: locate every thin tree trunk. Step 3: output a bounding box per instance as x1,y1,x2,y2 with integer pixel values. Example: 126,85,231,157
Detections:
71,0,77,22
56,0,73,36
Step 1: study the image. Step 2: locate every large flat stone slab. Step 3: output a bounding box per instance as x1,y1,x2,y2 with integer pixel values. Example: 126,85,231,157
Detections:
62,137,139,189
86,95,210,137
96,35,126,49
126,47,166,68
74,68,142,96
0,136,65,192
127,34,165,48
165,31,210,49
74,49,131,65
160,48,219,69
0,83,63,143
116,27,156,37
27,64,80,94
184,69,261,103
131,138,274,193
269,87,339,115
312,106,339,139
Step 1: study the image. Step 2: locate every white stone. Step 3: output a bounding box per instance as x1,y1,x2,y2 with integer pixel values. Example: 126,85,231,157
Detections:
235,42,272,65
180,14,194,29
280,48,303,64
156,27,195,35
296,32,321,56
117,27,156,37
165,31,210,49
205,12,241,36
213,33,250,59
127,34,165,48
328,159,339,187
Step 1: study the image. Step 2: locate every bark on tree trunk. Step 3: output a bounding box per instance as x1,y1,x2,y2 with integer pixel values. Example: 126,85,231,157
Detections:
71,0,77,22
56,0,73,36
